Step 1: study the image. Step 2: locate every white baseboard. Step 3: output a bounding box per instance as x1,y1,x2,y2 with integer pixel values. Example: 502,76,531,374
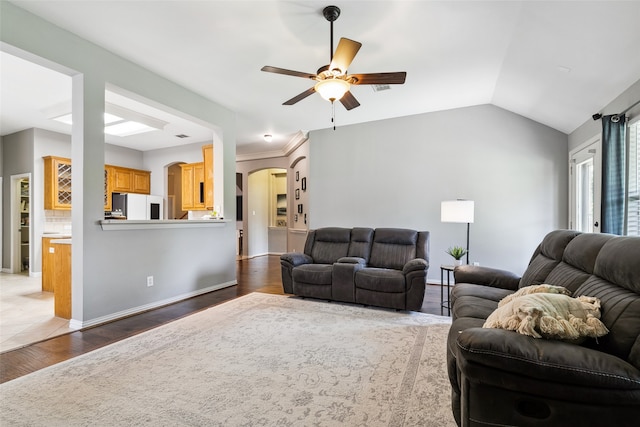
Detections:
69,280,237,330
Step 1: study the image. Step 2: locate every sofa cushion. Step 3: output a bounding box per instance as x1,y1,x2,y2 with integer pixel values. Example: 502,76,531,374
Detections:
308,227,351,264
369,228,418,269
543,233,616,293
348,227,374,260
355,268,406,293
451,283,515,307
451,295,500,320
575,276,640,368
572,236,640,368
592,236,640,293
519,230,580,287
293,264,333,285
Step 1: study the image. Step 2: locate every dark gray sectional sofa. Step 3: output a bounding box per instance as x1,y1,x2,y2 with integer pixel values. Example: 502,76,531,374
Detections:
280,227,430,311
447,229,640,426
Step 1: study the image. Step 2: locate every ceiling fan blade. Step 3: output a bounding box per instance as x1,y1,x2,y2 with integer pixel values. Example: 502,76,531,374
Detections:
351,72,407,85
340,91,360,110
283,87,316,105
261,66,316,80
329,38,362,74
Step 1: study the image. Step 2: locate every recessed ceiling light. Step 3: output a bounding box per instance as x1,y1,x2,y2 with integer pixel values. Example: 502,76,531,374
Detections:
264,134,273,142
104,121,156,137
557,65,571,73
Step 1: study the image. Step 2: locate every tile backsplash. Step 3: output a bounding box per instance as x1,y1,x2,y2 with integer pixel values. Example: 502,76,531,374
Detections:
44,210,72,234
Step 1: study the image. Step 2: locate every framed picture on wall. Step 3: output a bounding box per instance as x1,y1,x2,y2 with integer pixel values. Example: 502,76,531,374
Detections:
298,204,303,214
301,177,306,191
295,189,300,199
296,171,299,181
294,214,298,222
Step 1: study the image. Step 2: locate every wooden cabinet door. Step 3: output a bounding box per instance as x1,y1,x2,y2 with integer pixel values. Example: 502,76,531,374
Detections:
44,156,72,210
104,168,111,211
132,170,151,194
112,167,133,193
110,166,151,194
180,164,195,210
53,243,72,319
41,237,55,292
202,144,214,209
180,162,205,210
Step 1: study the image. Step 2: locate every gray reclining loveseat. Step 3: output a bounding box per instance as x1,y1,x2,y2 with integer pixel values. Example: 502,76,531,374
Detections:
280,227,430,311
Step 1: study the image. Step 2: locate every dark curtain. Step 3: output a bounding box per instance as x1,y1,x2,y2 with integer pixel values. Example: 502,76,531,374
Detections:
601,114,626,235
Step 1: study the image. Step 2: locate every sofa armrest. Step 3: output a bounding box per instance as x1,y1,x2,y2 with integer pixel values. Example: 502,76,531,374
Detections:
280,252,313,267
402,258,428,275
456,327,640,392
453,265,520,290
337,256,366,265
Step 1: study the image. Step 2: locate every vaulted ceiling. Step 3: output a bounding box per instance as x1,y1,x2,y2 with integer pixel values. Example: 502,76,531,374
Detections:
2,1,640,158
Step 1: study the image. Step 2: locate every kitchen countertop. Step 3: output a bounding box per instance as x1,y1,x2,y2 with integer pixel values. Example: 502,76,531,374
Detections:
43,233,72,238
51,238,72,245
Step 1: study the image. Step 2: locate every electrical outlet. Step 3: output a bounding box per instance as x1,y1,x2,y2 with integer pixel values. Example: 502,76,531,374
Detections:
147,276,154,287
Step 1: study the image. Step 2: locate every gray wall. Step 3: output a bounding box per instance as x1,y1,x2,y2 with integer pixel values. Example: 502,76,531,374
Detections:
1,2,237,326
309,104,568,280
1,129,34,269
569,78,640,150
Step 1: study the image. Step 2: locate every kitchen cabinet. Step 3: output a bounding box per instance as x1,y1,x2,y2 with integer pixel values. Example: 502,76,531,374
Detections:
181,162,205,210
44,156,72,210
104,169,111,211
42,237,55,292
108,165,151,194
52,240,72,319
44,157,151,211
202,144,214,210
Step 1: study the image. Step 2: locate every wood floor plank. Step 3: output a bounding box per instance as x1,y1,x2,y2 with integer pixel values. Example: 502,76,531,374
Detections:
0,255,445,384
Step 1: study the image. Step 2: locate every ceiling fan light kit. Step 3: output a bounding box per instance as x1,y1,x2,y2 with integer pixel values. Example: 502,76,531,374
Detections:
261,4,407,117
314,78,350,102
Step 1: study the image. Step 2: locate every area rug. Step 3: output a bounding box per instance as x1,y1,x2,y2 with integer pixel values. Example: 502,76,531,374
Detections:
0,293,455,426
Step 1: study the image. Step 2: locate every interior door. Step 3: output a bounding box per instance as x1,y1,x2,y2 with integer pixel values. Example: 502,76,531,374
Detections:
570,138,602,233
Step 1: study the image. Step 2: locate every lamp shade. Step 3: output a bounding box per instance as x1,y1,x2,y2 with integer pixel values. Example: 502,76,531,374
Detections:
314,78,350,102
441,200,475,223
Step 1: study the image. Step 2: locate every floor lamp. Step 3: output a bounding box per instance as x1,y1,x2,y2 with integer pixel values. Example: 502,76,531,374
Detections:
441,200,475,264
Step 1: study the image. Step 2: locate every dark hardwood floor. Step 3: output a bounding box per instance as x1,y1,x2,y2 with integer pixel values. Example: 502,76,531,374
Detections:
0,255,445,384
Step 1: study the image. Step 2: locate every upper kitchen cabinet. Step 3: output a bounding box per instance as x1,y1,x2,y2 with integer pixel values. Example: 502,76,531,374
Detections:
108,165,151,194
202,144,213,210
181,162,205,210
44,156,72,210
180,144,214,212
44,156,151,211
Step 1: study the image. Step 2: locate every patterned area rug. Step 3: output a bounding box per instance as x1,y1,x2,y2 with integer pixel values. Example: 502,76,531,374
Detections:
0,293,455,426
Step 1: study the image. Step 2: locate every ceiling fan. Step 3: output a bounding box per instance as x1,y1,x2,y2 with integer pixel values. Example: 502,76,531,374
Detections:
261,5,407,111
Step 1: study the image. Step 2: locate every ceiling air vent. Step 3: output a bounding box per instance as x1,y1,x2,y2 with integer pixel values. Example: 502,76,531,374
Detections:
372,84,390,92
175,134,190,139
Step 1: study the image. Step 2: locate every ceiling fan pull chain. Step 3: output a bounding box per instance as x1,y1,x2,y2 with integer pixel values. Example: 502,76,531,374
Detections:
332,101,336,131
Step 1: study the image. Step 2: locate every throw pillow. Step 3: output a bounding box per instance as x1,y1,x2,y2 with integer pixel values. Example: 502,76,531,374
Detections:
483,293,609,340
498,284,572,308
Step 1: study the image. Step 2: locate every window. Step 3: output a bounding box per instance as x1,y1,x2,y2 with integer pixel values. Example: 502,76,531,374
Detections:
627,120,640,236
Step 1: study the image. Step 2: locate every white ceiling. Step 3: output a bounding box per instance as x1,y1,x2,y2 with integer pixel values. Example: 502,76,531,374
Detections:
2,1,640,158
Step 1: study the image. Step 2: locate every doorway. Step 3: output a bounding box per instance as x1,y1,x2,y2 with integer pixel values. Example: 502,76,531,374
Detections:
10,173,31,274
570,137,602,233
